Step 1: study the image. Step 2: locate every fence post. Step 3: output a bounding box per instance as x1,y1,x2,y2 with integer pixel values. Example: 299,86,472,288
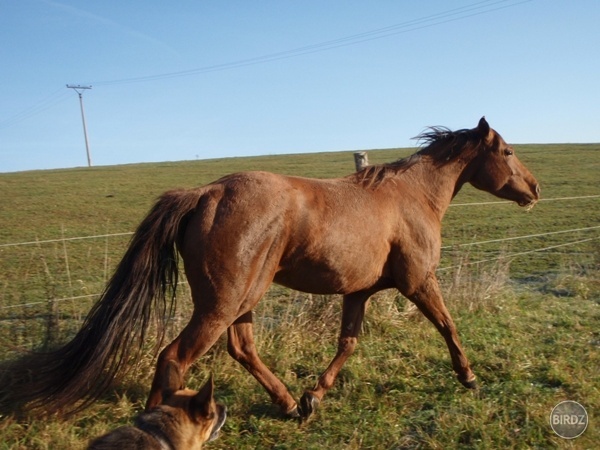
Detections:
353,151,369,171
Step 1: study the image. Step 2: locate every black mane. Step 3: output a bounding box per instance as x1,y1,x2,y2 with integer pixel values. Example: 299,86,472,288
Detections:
350,126,483,188
414,126,482,161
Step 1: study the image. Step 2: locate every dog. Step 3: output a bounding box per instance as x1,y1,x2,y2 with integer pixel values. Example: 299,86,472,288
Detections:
88,363,226,450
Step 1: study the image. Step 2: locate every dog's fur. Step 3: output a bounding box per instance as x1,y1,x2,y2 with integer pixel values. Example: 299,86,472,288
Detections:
88,363,226,450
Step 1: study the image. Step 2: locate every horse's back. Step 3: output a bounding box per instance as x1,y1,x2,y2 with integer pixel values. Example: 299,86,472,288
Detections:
178,171,396,295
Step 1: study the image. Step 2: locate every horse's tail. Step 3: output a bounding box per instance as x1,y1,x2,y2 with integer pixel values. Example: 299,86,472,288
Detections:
2,188,203,416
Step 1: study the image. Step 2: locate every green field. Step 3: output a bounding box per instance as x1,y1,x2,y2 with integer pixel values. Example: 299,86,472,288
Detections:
0,144,598,449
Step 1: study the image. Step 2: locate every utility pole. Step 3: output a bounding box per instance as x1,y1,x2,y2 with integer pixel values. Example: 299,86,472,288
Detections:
66,84,92,167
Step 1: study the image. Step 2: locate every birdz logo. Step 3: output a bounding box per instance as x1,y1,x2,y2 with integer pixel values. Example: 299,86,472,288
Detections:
549,401,588,439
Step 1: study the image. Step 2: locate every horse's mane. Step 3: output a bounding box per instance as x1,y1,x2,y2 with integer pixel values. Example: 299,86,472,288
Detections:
349,153,421,188
349,126,483,188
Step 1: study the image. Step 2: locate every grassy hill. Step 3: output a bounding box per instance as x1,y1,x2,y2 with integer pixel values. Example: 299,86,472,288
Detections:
0,144,598,448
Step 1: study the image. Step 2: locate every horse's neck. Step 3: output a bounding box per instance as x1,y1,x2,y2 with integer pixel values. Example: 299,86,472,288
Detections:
402,156,472,219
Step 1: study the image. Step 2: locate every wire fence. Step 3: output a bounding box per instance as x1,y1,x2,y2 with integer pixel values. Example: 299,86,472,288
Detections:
0,195,598,314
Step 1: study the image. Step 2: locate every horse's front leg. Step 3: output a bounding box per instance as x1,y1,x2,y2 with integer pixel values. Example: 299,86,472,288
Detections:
299,291,370,420
406,272,477,388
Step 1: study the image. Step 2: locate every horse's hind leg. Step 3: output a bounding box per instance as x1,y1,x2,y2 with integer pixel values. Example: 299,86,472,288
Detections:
227,311,299,417
146,309,230,410
299,291,370,420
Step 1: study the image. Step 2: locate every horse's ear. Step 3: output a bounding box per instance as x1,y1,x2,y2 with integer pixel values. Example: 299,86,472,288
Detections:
477,116,489,134
477,116,492,142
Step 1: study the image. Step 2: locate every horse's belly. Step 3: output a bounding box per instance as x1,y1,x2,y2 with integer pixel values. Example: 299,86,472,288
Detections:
273,259,385,295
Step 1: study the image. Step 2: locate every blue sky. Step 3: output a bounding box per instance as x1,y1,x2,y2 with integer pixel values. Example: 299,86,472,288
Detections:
1,0,598,173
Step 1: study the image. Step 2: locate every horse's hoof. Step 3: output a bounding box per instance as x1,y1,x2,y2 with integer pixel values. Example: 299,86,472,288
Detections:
299,392,320,420
283,404,301,419
460,377,478,389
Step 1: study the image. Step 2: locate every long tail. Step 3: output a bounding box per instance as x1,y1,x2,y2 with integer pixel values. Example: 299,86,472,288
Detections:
1,188,203,416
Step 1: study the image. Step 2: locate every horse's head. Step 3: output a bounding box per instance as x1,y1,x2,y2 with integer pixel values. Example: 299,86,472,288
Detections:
469,117,540,209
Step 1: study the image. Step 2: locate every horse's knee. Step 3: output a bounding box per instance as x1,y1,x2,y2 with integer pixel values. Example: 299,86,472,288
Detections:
227,319,259,365
226,341,244,362
227,339,257,365
338,336,358,356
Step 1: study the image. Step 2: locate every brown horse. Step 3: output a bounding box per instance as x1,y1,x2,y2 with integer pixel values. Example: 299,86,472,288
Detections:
4,117,539,419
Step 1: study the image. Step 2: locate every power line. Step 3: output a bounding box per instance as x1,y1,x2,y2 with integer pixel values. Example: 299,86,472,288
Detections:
91,0,531,86
0,0,532,128
0,89,71,131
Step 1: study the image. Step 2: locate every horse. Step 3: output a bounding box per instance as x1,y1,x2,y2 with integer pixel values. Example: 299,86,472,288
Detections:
4,117,539,420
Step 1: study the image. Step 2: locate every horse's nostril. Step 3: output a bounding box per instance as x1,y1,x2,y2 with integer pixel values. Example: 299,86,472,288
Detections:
535,184,541,196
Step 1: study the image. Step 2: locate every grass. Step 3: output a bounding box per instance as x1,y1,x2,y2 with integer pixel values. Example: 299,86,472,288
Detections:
0,143,598,448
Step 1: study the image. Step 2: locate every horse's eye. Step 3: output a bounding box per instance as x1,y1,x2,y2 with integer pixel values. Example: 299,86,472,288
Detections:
504,148,514,156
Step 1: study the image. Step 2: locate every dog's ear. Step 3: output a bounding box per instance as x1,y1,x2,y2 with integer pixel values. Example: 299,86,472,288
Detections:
191,374,215,418
162,360,185,396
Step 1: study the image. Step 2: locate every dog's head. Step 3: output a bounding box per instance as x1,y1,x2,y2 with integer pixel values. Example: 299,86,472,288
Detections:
153,362,227,449
88,363,226,450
